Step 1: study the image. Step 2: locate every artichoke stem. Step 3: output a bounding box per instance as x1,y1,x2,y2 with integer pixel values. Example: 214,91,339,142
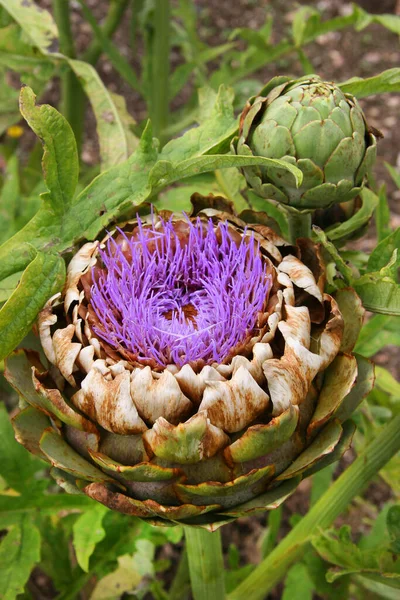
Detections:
184,526,226,600
287,209,312,243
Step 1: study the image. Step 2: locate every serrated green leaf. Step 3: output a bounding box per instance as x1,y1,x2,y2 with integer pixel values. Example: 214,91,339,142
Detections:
339,68,400,98
19,86,78,214
0,211,58,282
73,505,108,572
312,527,400,584
0,121,156,286
0,515,41,600
65,120,156,240
0,249,65,360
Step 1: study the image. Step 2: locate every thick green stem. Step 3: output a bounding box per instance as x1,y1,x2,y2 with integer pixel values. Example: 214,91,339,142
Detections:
229,414,400,600
53,0,82,146
184,527,225,600
287,209,312,243
169,548,190,600
151,0,170,144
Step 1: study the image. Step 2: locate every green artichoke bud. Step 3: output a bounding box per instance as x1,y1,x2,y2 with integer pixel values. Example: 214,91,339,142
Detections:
234,75,377,210
5,199,372,530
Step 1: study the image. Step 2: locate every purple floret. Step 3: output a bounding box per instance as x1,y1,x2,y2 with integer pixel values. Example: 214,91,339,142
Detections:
90,215,272,368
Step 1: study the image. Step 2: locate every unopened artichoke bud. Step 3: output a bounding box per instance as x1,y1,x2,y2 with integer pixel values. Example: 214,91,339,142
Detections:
6,200,371,529
234,75,377,210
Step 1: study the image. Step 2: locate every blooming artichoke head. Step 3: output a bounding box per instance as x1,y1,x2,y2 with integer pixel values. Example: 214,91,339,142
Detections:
6,199,371,529
235,75,377,210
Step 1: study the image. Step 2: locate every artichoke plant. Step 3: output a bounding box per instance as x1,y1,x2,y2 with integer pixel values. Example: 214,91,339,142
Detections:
234,75,377,209
5,199,369,530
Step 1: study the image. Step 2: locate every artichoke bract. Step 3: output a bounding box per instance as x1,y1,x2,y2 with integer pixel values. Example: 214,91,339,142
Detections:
234,75,377,210
5,200,373,530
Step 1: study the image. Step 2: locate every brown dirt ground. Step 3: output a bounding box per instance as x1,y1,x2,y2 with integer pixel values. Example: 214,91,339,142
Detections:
9,1,400,598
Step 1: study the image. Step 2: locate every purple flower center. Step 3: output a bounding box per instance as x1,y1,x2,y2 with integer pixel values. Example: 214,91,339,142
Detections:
90,216,272,368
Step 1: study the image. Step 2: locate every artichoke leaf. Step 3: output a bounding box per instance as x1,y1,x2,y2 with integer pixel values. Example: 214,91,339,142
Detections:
224,405,299,464
307,353,358,436
277,420,343,481
39,429,116,485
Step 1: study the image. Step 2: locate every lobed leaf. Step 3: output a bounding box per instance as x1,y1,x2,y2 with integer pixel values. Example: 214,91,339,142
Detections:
339,68,400,98
72,505,108,572
0,515,41,600
68,59,131,170
19,86,78,214
0,249,65,361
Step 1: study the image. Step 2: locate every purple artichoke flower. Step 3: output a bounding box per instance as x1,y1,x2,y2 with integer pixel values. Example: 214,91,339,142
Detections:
5,199,370,529
90,216,272,368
